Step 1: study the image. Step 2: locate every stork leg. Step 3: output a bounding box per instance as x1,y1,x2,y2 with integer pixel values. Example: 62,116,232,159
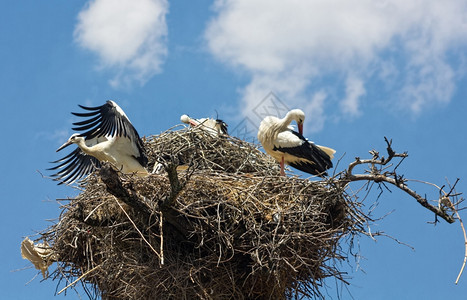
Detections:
280,156,285,176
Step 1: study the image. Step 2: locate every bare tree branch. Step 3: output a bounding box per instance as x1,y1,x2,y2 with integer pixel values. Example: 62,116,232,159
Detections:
340,137,457,224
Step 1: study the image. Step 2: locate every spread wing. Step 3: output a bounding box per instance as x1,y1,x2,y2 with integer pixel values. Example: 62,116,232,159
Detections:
48,148,101,185
71,100,148,167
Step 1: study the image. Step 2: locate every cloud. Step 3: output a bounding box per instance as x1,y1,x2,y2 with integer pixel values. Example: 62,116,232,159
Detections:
74,0,169,87
35,128,70,146
239,70,328,132
205,0,467,128
340,76,365,118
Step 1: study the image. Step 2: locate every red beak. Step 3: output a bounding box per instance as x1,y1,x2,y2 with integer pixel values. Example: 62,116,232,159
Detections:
298,123,303,135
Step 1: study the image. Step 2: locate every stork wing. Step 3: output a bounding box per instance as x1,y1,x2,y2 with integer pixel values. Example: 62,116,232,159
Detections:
71,100,148,167
48,148,101,185
273,130,333,176
215,119,229,135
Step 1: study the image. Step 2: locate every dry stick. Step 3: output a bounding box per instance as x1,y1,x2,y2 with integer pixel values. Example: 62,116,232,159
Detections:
113,197,163,264
346,139,465,280
343,138,455,223
57,264,100,295
160,211,164,266
437,180,467,284
344,173,455,223
451,202,467,284
412,179,465,283
427,179,467,283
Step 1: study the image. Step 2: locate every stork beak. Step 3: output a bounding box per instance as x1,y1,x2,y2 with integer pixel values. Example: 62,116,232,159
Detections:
298,123,303,135
56,140,73,152
180,114,199,127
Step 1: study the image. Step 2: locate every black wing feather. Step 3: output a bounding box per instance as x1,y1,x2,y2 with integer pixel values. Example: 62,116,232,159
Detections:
72,115,101,126
216,119,229,135
71,100,148,167
273,130,333,176
48,148,101,185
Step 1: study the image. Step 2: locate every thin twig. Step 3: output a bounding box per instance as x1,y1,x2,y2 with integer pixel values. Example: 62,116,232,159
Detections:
159,211,164,266
114,198,162,263
342,138,456,223
57,265,100,295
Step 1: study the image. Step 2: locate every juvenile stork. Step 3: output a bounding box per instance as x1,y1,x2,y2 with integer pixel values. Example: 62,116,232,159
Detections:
49,100,149,184
180,114,228,136
257,109,335,176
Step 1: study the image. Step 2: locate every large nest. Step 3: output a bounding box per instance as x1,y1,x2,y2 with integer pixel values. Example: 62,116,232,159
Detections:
38,126,367,299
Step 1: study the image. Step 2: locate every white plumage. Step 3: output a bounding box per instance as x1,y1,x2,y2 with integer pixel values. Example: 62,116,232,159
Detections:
258,109,335,176
49,100,148,184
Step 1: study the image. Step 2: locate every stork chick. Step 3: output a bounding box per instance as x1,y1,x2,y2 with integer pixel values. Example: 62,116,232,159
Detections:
180,114,228,136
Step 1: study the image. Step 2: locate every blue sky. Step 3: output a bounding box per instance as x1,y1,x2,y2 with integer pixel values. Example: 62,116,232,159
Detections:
1,0,467,299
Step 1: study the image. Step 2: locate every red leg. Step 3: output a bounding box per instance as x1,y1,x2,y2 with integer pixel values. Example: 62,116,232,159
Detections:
280,156,285,176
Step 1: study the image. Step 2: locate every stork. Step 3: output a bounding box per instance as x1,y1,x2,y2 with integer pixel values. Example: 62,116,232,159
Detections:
257,109,335,176
49,100,149,184
180,114,228,136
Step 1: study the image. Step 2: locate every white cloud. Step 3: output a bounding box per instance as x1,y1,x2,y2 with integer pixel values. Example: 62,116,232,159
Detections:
304,90,327,133
74,0,169,87
205,0,467,128
239,70,328,132
341,76,365,117
35,128,70,146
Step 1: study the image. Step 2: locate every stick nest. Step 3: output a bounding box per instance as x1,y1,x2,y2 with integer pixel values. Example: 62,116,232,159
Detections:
38,126,366,299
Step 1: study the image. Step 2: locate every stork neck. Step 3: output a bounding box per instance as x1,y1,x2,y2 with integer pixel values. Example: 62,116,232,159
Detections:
75,138,92,154
280,112,295,129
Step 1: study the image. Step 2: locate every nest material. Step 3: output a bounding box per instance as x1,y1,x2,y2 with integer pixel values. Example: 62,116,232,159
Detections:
39,126,365,299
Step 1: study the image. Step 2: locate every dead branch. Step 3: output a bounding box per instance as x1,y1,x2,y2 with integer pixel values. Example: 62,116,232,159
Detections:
99,163,151,217
162,162,183,210
341,137,457,224
99,162,190,240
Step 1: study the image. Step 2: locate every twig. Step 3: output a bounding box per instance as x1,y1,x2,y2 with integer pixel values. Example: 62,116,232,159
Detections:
452,202,466,284
162,163,183,209
114,198,162,263
366,231,415,251
344,173,455,223
342,137,455,223
160,211,164,265
57,265,100,295
440,179,466,284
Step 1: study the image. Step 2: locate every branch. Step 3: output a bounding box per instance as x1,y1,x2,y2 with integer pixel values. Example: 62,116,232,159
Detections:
99,163,151,217
161,163,183,210
98,162,191,241
341,137,457,224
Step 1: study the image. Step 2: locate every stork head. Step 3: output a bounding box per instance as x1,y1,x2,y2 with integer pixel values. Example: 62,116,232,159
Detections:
287,109,305,135
56,133,84,152
180,114,200,127
180,114,190,124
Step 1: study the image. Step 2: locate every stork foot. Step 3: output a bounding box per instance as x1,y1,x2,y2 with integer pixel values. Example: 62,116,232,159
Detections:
280,156,286,176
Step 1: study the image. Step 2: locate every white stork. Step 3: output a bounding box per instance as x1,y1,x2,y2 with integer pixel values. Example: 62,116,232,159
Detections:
49,100,149,184
257,109,335,176
180,114,228,136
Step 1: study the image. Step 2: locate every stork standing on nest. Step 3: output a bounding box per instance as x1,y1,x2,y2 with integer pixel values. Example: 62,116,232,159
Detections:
257,109,335,176
180,114,228,136
49,100,149,184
